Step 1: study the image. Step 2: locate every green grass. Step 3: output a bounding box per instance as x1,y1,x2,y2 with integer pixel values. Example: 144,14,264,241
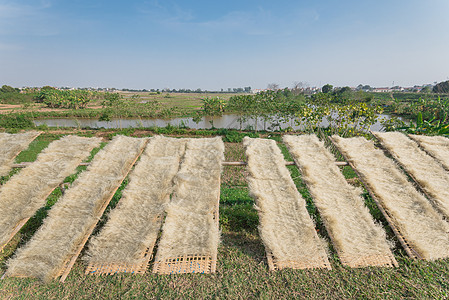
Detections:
1,131,449,298
121,92,239,110
14,134,61,163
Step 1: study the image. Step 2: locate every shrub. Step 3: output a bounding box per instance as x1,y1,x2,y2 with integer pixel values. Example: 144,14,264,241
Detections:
35,89,94,109
0,114,35,128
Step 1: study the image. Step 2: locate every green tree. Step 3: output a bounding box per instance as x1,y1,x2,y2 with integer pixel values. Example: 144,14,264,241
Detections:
333,86,352,103
336,86,352,94
201,97,226,116
433,81,449,93
0,85,18,93
322,84,333,93
421,86,431,93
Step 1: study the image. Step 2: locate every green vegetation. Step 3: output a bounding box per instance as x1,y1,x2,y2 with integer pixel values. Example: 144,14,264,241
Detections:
99,93,176,120
0,85,34,104
2,85,449,138
380,96,449,136
433,80,449,93
227,89,305,131
201,97,226,116
223,88,382,136
35,88,98,109
322,84,333,94
0,114,34,129
393,112,449,136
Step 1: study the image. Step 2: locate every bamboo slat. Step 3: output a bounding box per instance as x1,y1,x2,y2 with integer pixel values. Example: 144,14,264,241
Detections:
3,136,147,282
0,136,101,252
152,176,221,275
58,143,146,282
85,216,161,276
153,138,223,275
153,196,219,275
244,137,331,271
329,136,424,259
372,131,449,220
283,135,397,268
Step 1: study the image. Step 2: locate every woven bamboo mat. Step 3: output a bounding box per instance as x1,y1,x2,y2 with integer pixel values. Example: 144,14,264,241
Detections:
84,245,154,275
266,250,332,271
152,201,219,275
84,215,163,276
153,254,214,275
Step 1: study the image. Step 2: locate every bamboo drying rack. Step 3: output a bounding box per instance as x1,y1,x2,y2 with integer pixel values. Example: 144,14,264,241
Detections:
329,136,422,259
371,131,449,220
85,213,164,276
288,145,398,268
2,144,148,281
407,134,449,173
152,174,221,275
1,142,348,280
56,144,148,282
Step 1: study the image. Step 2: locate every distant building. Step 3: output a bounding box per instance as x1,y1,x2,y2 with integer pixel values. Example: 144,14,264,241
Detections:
372,88,394,93
252,87,320,95
252,89,269,94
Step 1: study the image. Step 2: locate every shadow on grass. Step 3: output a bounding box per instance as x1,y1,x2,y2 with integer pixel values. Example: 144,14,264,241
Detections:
219,230,266,269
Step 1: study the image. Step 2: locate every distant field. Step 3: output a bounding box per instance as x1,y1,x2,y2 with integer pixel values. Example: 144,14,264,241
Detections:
0,92,247,119
118,91,245,110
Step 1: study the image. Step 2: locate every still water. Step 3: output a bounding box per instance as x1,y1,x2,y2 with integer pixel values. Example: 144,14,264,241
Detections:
34,114,399,132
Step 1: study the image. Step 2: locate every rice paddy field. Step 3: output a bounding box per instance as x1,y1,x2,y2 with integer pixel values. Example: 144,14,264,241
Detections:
1,129,449,299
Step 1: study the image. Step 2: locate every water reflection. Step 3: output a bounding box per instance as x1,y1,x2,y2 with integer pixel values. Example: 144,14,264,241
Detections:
33,113,398,132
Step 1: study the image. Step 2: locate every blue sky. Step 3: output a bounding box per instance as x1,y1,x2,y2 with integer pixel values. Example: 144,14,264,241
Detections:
1,0,448,90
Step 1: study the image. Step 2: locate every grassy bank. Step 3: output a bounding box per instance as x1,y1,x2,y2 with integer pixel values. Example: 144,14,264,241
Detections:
0,92,243,120
0,130,448,298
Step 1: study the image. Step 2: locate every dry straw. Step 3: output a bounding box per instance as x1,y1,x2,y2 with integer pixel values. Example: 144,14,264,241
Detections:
154,137,224,274
373,132,449,219
5,135,147,281
0,131,41,176
283,135,396,268
85,136,188,274
243,137,330,270
408,134,449,172
332,135,449,260
0,135,101,250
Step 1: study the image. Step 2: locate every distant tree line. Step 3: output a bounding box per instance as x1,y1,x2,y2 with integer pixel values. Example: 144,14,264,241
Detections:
317,84,374,103
121,87,252,93
0,85,34,104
